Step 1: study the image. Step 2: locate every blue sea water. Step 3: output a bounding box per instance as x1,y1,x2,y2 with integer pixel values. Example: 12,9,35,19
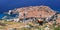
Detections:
0,0,60,19
0,0,60,13
0,13,18,19
0,14,5,19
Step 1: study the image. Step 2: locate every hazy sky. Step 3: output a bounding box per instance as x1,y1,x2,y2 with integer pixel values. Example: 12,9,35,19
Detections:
0,0,60,13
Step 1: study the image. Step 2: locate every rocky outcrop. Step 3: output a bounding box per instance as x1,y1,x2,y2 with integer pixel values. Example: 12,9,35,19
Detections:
12,6,56,19
1,6,60,30
4,6,60,24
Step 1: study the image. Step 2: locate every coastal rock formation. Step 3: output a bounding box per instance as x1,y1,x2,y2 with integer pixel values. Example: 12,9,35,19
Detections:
12,6,56,19
4,6,60,24
1,6,60,30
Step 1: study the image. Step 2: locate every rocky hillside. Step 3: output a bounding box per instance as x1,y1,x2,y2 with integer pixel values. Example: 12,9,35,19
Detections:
0,6,60,30
7,6,60,23
13,6,56,18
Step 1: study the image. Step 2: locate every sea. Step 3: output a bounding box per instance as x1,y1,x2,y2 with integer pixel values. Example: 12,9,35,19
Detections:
0,13,18,19
0,0,60,19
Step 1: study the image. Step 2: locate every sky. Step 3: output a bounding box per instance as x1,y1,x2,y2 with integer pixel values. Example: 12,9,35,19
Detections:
0,0,60,13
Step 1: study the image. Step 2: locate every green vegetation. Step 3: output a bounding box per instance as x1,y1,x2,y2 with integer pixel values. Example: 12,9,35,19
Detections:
54,25,60,30
0,20,60,30
0,26,5,29
0,20,21,25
